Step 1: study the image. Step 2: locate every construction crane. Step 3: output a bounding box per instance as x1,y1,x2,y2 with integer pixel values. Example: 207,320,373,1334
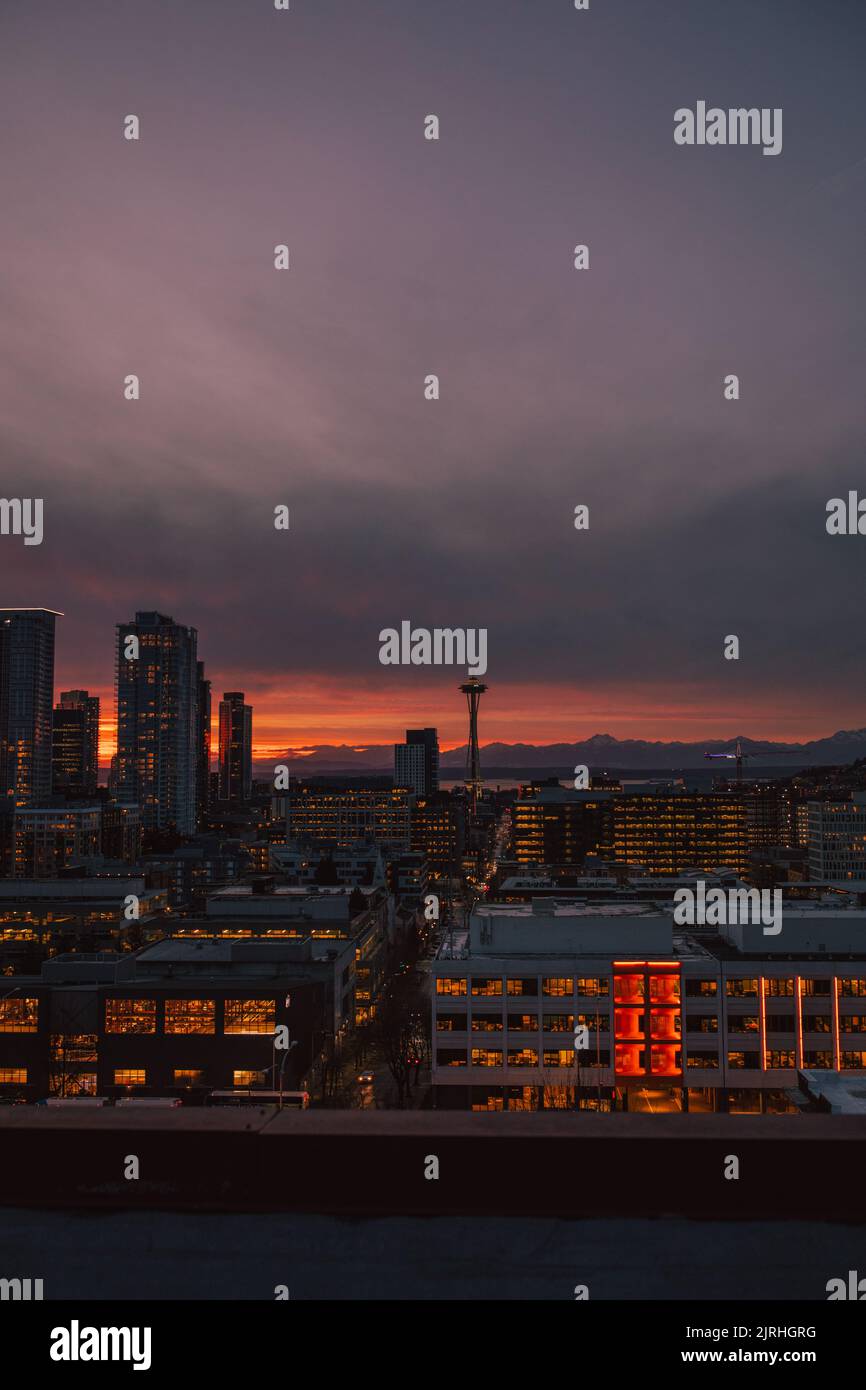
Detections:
704,740,792,784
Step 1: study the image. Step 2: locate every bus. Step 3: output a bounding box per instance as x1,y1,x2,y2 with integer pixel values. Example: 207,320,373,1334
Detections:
207,1089,310,1110
115,1096,182,1108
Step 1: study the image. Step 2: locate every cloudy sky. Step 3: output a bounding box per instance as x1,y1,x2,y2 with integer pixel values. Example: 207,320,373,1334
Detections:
2,0,865,761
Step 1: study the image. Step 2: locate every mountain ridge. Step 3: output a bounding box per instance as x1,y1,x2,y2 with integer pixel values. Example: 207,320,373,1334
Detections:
265,730,866,773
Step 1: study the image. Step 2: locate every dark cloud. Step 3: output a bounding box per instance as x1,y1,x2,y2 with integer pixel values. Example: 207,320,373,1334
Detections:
1,0,864,736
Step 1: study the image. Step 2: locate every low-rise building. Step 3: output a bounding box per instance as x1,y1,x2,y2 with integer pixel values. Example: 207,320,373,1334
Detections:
431,899,866,1113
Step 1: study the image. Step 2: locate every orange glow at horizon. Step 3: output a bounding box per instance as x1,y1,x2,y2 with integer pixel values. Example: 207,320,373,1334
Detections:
89,673,856,769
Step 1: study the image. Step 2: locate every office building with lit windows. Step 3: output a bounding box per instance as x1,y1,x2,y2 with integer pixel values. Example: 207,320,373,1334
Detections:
511,786,613,865
0,941,333,1101
287,785,412,849
611,790,749,876
52,690,99,795
0,876,168,971
431,900,866,1112
410,791,464,874
115,611,199,835
0,608,58,807
218,691,252,802
196,662,211,826
12,804,102,878
394,728,439,797
808,792,866,880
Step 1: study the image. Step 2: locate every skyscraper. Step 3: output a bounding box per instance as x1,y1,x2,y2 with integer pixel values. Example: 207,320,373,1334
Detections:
52,689,99,794
0,608,59,806
394,728,439,797
218,691,252,802
115,611,198,835
196,661,211,827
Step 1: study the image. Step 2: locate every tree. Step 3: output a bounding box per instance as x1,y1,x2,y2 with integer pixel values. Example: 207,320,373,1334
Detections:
314,855,339,886
373,972,427,1109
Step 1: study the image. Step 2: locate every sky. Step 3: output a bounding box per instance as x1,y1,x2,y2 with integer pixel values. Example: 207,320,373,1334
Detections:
2,0,865,763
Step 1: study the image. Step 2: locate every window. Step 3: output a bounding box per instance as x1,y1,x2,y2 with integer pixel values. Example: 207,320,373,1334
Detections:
507,1048,539,1067
727,1016,759,1033
436,1013,467,1032
470,1048,502,1067
686,1015,717,1033
506,979,538,997
471,1015,503,1032
50,1035,97,1066
543,978,573,997
105,999,156,1034
840,1052,866,1069
613,974,644,1004
233,1070,267,1086
686,1053,719,1069
164,999,215,1034
224,1000,275,1034
543,1049,574,1068
577,1013,606,1033
765,979,795,998
114,1069,146,1086
174,1069,204,1085
805,1014,832,1033
727,1052,759,1069
685,979,718,997
840,1016,866,1033
803,1050,833,1068
0,1068,26,1084
0,997,38,1032
471,978,503,997
50,1072,97,1096
801,980,832,997
726,978,757,998
436,977,467,996
543,1014,574,1032
507,1014,538,1032
840,979,866,998
766,1050,795,1068
577,978,609,998
765,1015,796,1032
436,1049,467,1068
649,974,680,1004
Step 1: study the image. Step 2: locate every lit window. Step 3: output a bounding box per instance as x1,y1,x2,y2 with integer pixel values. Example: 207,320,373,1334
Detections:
472,978,503,997
233,1070,266,1087
0,997,38,1032
506,979,537,997
543,978,573,997
0,1068,27,1084
470,1049,502,1067
114,1069,146,1086
105,999,156,1034
50,1071,97,1096
174,1069,204,1085
436,978,467,996
542,1049,573,1068
164,999,215,1034
224,1000,275,1035
766,1050,796,1068
506,1048,538,1067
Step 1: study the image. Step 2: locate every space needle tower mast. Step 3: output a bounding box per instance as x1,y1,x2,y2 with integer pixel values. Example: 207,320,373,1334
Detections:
459,678,488,814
